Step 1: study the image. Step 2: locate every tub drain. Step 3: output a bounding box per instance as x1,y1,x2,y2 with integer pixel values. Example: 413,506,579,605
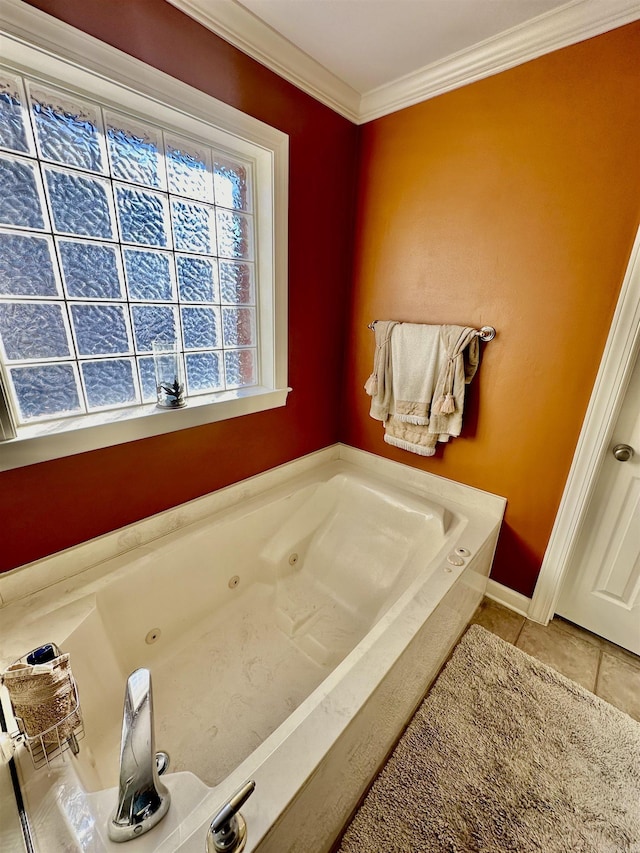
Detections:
228,575,240,589
288,553,299,566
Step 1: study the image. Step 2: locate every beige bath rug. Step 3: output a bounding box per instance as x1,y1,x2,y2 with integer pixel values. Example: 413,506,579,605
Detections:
336,624,640,853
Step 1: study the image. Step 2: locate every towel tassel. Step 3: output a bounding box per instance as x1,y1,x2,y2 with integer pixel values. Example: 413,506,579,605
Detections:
433,393,456,414
364,373,378,396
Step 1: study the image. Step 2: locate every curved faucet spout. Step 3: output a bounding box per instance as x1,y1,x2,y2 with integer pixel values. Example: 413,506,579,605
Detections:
108,668,170,843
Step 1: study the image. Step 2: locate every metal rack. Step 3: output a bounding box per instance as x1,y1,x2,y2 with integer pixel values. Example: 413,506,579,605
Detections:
11,684,84,770
4,645,84,770
367,321,496,342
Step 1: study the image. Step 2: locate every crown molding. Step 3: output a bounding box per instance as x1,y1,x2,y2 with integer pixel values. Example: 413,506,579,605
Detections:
168,0,640,125
358,0,640,122
166,0,361,122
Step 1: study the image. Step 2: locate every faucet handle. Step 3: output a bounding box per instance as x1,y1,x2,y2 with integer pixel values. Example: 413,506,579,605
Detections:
206,780,256,853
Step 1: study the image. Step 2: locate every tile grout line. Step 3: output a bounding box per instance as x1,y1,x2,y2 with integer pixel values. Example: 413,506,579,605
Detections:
592,649,603,697
477,600,639,720
513,616,527,648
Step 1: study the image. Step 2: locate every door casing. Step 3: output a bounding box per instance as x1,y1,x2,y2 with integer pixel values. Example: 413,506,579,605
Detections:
529,224,640,624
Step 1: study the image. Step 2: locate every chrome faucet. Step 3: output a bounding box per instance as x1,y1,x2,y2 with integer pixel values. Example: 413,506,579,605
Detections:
108,668,171,843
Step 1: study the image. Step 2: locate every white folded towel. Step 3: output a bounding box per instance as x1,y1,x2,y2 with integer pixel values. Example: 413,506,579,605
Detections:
390,323,442,425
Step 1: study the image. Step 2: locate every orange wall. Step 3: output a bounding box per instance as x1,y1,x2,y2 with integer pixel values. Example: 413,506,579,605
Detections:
342,22,640,596
0,0,358,573
3,6,640,601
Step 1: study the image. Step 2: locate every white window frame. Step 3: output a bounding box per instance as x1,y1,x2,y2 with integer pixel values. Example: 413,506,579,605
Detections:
0,0,289,472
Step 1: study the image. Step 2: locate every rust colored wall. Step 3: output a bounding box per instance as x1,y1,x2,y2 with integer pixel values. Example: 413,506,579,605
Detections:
4,6,640,601
342,23,640,597
0,0,358,572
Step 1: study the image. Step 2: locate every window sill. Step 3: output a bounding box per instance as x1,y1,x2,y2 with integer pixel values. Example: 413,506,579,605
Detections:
0,386,291,471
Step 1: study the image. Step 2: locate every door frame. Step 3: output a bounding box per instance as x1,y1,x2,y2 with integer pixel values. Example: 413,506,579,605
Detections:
529,224,640,624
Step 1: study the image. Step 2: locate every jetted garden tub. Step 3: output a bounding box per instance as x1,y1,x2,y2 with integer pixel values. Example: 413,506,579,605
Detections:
0,444,506,853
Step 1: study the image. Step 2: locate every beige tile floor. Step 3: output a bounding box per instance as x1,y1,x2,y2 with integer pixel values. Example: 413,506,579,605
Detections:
471,598,640,722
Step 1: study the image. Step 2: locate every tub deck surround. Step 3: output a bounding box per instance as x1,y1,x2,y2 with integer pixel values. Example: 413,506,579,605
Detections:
0,445,506,853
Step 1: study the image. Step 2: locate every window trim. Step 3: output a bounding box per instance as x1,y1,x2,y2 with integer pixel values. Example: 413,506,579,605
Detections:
0,0,289,472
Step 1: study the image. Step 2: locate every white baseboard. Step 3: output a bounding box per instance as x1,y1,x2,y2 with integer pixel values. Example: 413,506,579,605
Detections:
485,579,532,619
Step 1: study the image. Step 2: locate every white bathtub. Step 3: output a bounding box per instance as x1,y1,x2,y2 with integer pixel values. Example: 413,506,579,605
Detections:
0,444,505,853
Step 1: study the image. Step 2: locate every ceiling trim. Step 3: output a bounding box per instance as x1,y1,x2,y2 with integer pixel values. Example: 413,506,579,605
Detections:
166,0,361,122
359,0,640,122
168,0,640,125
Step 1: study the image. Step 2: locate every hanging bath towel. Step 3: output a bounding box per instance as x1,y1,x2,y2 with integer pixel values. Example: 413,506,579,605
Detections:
365,320,399,421
429,325,479,438
388,323,442,425
384,415,440,456
384,324,479,456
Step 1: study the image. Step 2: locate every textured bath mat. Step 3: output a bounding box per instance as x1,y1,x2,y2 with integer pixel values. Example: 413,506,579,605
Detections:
336,624,640,853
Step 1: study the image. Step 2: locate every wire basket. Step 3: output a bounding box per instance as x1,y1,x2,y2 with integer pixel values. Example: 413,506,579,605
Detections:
2,644,84,770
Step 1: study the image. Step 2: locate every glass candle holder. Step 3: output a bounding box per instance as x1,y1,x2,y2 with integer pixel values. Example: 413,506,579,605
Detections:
152,339,186,409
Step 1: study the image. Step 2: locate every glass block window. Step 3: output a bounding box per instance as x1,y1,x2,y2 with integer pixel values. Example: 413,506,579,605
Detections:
0,70,259,423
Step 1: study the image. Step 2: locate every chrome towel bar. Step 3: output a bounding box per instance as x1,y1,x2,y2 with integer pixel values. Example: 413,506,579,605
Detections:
367,321,496,342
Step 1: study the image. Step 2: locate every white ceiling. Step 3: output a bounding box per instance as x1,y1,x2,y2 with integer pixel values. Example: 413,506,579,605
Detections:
234,0,569,94
168,0,640,122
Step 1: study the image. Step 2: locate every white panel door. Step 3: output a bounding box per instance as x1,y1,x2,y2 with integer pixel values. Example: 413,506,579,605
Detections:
557,349,640,654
